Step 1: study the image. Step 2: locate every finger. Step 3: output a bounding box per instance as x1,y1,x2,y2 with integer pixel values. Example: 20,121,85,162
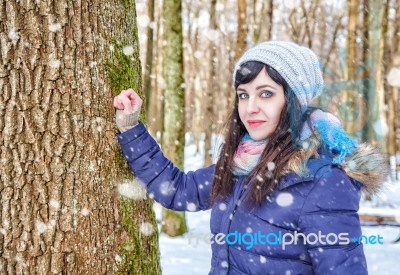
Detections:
119,95,134,113
113,96,124,109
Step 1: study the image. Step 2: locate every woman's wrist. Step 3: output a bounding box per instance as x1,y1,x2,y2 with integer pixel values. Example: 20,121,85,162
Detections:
115,109,140,133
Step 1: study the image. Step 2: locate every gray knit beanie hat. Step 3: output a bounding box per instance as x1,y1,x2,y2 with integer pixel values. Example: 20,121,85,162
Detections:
233,41,324,113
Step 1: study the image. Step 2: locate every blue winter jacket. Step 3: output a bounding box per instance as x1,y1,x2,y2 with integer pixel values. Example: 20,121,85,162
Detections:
117,123,384,275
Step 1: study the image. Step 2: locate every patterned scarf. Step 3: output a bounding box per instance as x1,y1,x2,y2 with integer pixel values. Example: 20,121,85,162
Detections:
232,109,358,176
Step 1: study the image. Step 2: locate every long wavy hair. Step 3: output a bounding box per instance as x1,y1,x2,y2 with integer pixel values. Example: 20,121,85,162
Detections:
210,61,317,207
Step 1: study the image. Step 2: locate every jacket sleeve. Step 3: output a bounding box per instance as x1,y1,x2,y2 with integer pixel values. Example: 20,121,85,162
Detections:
116,123,215,211
298,166,368,275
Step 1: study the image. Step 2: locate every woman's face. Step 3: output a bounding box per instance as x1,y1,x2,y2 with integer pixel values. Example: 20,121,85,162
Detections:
237,67,286,141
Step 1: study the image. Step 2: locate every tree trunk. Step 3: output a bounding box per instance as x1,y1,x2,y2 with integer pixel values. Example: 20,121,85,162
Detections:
143,0,155,115
0,0,161,274
204,0,218,166
386,0,400,179
160,0,187,237
235,0,247,60
148,0,164,140
252,0,274,43
366,0,389,152
361,0,371,141
343,0,359,135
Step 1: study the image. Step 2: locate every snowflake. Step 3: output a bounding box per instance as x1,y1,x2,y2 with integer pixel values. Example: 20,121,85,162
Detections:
8,30,19,46
81,208,90,216
49,59,61,69
49,23,62,32
140,222,154,236
49,199,60,209
276,192,294,207
36,222,47,234
187,203,197,212
218,203,227,211
122,45,134,56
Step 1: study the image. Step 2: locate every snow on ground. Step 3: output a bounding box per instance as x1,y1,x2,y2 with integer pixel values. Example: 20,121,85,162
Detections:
156,134,400,274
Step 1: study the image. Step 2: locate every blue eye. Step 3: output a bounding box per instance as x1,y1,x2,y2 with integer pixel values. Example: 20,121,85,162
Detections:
261,91,273,97
238,93,248,99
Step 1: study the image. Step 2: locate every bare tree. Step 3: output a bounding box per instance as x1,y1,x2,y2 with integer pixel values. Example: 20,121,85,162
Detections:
160,0,188,237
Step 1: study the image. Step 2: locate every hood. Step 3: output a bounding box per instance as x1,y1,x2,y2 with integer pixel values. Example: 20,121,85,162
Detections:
283,135,389,196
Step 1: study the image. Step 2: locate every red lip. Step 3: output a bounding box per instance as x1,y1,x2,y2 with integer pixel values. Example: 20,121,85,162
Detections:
248,120,265,128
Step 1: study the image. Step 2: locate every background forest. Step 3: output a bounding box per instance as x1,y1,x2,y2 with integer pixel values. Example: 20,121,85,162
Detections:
136,0,400,177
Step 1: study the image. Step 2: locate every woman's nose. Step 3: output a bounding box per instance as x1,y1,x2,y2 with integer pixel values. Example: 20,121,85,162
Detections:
247,97,260,113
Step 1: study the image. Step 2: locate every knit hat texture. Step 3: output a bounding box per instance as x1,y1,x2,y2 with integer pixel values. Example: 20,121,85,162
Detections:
233,41,324,113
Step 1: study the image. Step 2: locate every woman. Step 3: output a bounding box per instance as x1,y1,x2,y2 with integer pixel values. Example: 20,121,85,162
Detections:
114,41,387,274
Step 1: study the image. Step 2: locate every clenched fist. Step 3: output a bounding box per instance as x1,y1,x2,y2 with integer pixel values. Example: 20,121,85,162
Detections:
113,89,143,132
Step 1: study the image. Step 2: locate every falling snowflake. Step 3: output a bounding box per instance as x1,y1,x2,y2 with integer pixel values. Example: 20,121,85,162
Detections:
49,23,62,32
122,45,134,56
36,222,47,234
218,203,227,211
240,67,252,76
49,59,61,69
139,222,154,236
246,227,253,233
276,192,294,207
8,30,19,46
387,68,400,87
267,162,276,171
118,180,147,200
187,203,197,212
260,255,267,263
159,181,175,196
137,14,150,28
221,261,229,268
81,208,90,216
49,199,60,209
115,254,122,262
194,51,202,59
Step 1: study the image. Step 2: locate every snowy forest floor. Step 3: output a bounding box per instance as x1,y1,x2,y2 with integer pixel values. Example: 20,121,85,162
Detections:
154,134,400,274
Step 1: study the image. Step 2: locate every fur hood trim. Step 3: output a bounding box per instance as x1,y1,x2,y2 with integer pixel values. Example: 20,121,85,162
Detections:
284,135,388,196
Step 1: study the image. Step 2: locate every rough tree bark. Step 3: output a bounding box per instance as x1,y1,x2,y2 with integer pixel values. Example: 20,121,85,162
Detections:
160,0,187,237
0,0,160,274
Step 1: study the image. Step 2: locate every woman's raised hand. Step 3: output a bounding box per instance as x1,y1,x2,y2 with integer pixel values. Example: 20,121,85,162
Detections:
114,89,143,132
113,89,143,114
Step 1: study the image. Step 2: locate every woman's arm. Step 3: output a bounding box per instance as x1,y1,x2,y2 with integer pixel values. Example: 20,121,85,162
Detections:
117,122,215,211
298,166,368,274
